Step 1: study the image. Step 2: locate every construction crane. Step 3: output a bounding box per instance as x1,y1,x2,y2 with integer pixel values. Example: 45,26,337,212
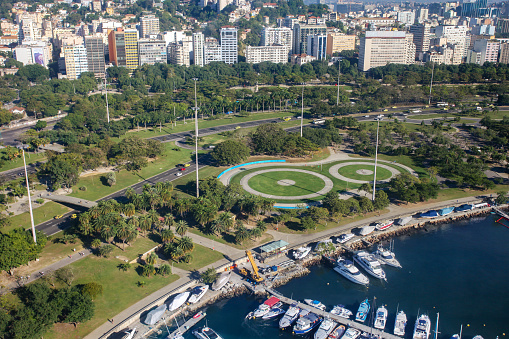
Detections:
243,250,264,283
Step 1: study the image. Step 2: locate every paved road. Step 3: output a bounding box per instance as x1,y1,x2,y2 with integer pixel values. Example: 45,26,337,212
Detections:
0,121,58,146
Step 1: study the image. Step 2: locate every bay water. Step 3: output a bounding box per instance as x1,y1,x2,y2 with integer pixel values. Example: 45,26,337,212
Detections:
158,215,509,339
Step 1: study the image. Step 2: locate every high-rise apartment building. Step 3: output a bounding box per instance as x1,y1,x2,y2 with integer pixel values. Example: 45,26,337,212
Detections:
138,39,167,65
467,39,500,65
293,24,327,55
461,0,488,17
140,14,160,38
410,23,431,58
124,29,139,70
85,36,105,78
397,11,416,26
13,41,52,66
434,25,468,60
108,28,125,66
62,43,89,80
499,43,509,63
497,18,509,34
168,41,191,66
193,32,205,67
220,26,238,64
204,37,221,65
326,33,355,56
416,8,429,23
306,34,327,60
261,27,293,49
245,45,290,64
358,31,415,71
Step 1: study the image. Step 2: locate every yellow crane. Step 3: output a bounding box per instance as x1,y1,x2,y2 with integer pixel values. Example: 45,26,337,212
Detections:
245,250,264,283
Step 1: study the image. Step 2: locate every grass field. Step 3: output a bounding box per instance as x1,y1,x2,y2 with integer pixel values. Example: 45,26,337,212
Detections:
44,256,179,339
247,170,326,196
6,201,72,233
172,243,225,271
0,150,46,172
337,164,392,181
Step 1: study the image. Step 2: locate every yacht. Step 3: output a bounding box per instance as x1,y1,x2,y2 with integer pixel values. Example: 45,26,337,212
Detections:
330,304,353,319
334,258,370,286
262,307,285,320
279,304,301,329
314,318,337,339
121,328,137,339
394,310,407,336
168,292,190,312
354,251,387,280
374,306,388,330
304,299,326,311
375,220,394,231
188,285,209,304
293,312,322,335
343,328,361,339
337,233,355,244
328,325,345,339
294,246,312,260
413,314,431,339
472,336,484,339
355,299,370,322
192,326,223,339
212,272,231,291
359,225,375,236
374,246,402,268
251,297,282,318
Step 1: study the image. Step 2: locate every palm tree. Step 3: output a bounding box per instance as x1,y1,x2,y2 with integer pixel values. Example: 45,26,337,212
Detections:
100,224,117,243
122,203,136,217
175,220,188,236
89,206,101,220
126,226,138,245
116,220,130,250
147,209,159,224
178,236,194,253
164,213,175,228
78,212,93,236
182,253,193,263
256,220,267,232
146,252,158,265
175,199,189,217
91,238,101,248
138,215,152,236
260,198,275,217
161,229,175,243
234,226,249,245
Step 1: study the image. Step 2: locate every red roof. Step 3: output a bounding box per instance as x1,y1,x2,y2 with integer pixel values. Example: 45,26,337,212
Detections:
264,296,280,307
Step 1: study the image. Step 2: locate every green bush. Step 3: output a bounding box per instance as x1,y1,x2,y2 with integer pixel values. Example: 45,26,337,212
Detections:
79,186,87,191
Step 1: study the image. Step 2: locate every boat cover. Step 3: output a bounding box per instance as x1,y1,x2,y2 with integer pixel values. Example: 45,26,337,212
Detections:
395,216,413,225
455,204,473,212
264,296,280,307
420,210,439,218
144,304,166,325
439,207,455,216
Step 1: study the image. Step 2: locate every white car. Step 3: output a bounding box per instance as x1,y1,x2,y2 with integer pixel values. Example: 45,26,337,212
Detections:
175,172,182,176
364,115,370,118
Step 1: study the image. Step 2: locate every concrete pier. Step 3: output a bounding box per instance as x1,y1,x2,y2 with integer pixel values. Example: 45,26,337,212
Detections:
168,311,206,338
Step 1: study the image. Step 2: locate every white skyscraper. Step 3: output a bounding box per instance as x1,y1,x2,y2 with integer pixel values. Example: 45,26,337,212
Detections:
261,27,293,49
358,31,415,71
193,32,205,67
62,43,88,80
306,34,327,60
245,45,290,64
434,25,468,60
397,11,416,26
220,26,238,64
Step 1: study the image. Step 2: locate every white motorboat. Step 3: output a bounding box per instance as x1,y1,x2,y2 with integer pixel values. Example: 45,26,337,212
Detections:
304,299,326,311
279,303,301,329
343,328,361,339
330,304,353,319
359,225,375,236
262,307,285,319
314,318,337,339
394,310,407,336
293,246,312,260
334,258,370,286
472,336,484,339
328,325,345,339
144,304,166,325
168,292,190,311
211,272,231,291
121,327,137,339
375,220,394,231
252,296,282,318
374,246,402,268
192,326,223,339
374,305,388,330
354,251,386,281
413,314,431,339
293,312,322,335
337,233,355,244
188,285,209,304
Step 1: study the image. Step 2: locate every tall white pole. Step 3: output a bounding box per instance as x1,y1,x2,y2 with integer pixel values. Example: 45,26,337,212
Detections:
300,84,304,137
372,119,380,201
428,62,435,106
336,60,341,105
104,78,110,123
193,78,199,198
22,150,37,243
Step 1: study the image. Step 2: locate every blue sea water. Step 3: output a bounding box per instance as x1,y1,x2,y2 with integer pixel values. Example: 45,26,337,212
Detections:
157,215,509,339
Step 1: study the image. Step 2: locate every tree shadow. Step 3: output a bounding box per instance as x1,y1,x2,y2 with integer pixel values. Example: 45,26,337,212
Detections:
284,221,303,231
135,265,145,276
188,270,201,280
148,232,161,244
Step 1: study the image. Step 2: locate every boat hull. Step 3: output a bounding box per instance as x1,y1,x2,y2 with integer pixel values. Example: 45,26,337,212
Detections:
333,266,369,286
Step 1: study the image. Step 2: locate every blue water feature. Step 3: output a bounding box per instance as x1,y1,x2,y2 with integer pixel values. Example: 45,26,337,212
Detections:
216,160,286,179
156,215,509,339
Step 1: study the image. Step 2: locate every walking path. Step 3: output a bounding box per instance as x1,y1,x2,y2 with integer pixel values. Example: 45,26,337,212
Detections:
328,161,401,184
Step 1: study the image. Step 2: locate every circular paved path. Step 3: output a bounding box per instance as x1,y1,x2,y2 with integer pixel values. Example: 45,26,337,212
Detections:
240,168,334,200
329,161,401,184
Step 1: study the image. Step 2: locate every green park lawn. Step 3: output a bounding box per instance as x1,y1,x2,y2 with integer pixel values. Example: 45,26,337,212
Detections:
337,164,392,181
6,201,72,233
0,150,46,172
172,243,225,271
44,255,179,339
247,170,326,196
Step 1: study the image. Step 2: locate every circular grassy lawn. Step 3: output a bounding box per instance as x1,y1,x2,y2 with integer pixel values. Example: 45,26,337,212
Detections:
247,171,325,197
337,164,393,181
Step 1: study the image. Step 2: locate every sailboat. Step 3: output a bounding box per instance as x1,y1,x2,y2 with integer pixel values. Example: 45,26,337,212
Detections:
450,324,463,339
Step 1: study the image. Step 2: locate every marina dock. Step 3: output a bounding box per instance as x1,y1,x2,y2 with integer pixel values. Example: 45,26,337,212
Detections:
493,207,509,220
168,311,206,338
265,288,402,339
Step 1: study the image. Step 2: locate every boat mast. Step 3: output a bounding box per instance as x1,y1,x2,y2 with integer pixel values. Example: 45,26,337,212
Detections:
434,313,440,339
459,324,463,339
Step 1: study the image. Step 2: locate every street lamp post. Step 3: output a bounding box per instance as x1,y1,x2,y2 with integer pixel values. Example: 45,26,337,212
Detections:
22,149,37,243
104,78,110,123
192,78,200,198
300,84,304,137
336,60,341,106
428,62,435,106
372,118,380,201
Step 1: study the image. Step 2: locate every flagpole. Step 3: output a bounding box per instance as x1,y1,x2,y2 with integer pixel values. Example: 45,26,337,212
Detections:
22,149,37,243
